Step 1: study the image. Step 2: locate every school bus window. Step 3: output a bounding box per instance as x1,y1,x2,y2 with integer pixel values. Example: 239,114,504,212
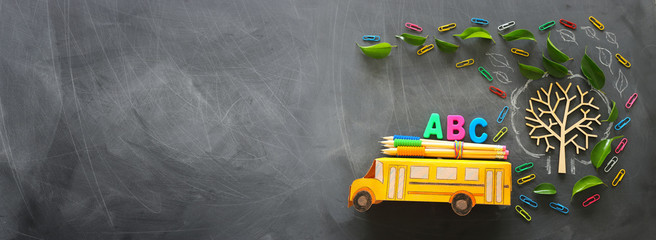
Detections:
436,167,457,180
464,168,479,181
375,161,383,182
410,166,429,179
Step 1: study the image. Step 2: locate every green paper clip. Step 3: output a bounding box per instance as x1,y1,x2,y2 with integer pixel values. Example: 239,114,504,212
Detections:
478,67,493,82
539,21,556,31
515,162,534,173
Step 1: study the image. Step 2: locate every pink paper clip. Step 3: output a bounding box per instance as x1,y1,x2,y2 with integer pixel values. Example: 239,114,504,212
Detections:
489,86,507,99
625,93,637,109
404,22,423,32
615,138,628,154
582,194,600,207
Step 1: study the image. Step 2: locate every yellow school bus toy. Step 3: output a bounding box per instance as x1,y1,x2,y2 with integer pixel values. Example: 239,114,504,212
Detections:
348,157,511,216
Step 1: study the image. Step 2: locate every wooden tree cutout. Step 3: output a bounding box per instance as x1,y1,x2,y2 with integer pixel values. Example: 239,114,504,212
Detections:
525,82,601,174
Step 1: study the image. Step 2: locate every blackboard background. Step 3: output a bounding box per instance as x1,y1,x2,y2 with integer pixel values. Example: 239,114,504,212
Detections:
1,0,655,239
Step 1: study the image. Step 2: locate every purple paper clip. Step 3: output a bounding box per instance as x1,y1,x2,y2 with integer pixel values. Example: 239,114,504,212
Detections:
625,93,638,109
405,22,423,32
615,138,628,154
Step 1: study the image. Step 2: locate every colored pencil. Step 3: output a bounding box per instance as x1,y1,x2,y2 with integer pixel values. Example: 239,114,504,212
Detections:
380,137,506,151
381,148,508,160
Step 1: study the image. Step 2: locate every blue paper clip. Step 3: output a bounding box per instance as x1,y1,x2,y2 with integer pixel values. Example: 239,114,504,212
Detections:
614,117,631,130
519,195,538,208
549,202,569,214
497,106,509,123
362,35,380,42
471,18,489,25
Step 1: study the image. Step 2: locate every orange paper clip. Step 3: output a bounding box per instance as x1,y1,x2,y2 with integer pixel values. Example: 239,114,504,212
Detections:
615,138,627,154
405,22,423,32
456,58,475,68
626,93,638,108
489,86,507,99
438,23,456,32
612,169,625,187
511,48,529,57
582,194,600,207
615,53,631,68
417,44,434,55
589,16,604,30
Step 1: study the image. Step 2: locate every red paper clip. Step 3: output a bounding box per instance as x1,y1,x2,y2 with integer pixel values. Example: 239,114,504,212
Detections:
405,22,423,32
582,194,600,207
489,86,507,99
615,138,628,154
625,93,637,109
559,19,577,29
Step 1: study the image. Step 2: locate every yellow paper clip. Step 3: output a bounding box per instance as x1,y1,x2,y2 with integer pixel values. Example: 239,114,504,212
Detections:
517,174,535,185
456,58,475,68
417,44,434,55
589,16,604,30
612,169,625,187
515,205,531,222
511,48,529,57
493,127,507,142
438,23,456,32
615,53,631,68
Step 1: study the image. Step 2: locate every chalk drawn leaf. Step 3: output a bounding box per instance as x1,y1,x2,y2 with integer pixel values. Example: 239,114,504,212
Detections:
596,46,613,74
395,33,427,46
453,27,495,43
606,32,619,49
486,53,513,72
493,71,511,84
615,69,628,96
356,42,397,59
572,175,606,199
602,100,618,122
518,62,545,80
499,29,536,42
547,32,573,63
556,29,578,45
581,48,606,89
581,26,599,40
542,55,569,78
434,37,459,53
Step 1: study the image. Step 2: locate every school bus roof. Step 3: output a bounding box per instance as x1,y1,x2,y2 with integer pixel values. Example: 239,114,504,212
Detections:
375,157,511,167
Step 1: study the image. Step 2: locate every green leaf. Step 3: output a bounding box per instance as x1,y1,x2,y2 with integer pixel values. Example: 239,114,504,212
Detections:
572,175,606,199
518,63,545,80
395,33,427,46
499,29,536,42
533,183,557,195
356,42,397,59
603,100,618,122
453,27,495,43
581,48,606,89
547,32,572,63
590,135,623,169
542,55,569,78
434,37,459,53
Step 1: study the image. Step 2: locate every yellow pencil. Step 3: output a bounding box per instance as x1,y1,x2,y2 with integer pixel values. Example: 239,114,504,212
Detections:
380,137,505,151
381,148,508,160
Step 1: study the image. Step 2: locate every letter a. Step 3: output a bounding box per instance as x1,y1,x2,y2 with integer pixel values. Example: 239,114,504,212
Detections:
447,115,466,140
423,113,443,139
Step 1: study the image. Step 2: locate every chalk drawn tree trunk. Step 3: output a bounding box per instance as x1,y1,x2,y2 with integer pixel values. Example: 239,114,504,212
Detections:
525,82,601,174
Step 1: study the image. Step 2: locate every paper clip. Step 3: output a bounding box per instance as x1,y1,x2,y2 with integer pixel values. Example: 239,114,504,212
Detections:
515,205,531,222
417,44,434,55
405,22,423,32
604,156,618,173
471,18,489,25
498,21,515,31
362,35,380,42
493,127,507,143
489,86,507,99
615,53,631,68
614,117,631,130
625,93,638,109
612,169,625,187
519,195,538,208
539,21,556,31
456,59,475,68
582,194,600,207
549,202,569,214
497,106,509,123
479,67,493,82
589,16,604,30
559,19,577,29
515,162,534,173
615,138,627,154
438,23,456,32
517,174,535,185
511,48,529,57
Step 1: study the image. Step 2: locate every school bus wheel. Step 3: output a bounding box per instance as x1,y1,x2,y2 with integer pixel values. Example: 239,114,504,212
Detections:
353,190,373,212
451,193,473,216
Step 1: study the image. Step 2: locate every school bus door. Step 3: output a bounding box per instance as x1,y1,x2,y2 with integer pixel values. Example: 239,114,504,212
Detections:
386,165,407,200
484,168,506,204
